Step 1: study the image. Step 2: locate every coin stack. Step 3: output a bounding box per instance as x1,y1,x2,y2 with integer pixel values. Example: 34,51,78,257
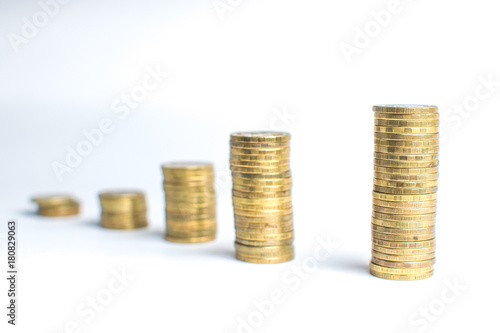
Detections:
99,191,148,230
162,162,217,243
32,195,80,217
230,132,294,264
370,105,439,281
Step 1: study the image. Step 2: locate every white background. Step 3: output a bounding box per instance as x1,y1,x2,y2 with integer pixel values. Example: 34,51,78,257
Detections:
1,0,499,332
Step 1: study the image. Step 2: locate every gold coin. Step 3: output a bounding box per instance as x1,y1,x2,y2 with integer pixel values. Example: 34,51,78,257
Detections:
230,153,289,161
165,234,216,243
374,152,438,162
232,177,292,187
230,141,290,149
231,131,291,143
373,179,439,189
374,172,438,182
236,238,294,247
373,105,438,114
230,147,291,156
375,132,439,141
233,203,293,211
374,166,439,175
375,139,439,147
372,250,435,262
374,158,438,168
235,224,295,234
233,190,292,198
372,191,437,202
233,196,292,204
372,204,436,215
230,159,290,167
369,262,434,275
38,205,80,217
373,185,438,195
230,165,291,174
370,269,434,280
231,170,292,179
32,194,78,205
374,145,439,155
374,112,439,120
371,257,435,269
234,208,294,217
232,184,292,192
372,238,436,249
236,230,294,240
235,243,294,255
375,126,439,134
235,214,293,223
235,253,294,264
371,217,435,228
373,211,435,221
372,231,434,242
372,243,436,255
374,119,440,127
372,198,436,208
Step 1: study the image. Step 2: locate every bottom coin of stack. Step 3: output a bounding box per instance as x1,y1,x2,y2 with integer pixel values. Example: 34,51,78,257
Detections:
162,162,217,243
32,195,80,217
230,131,294,264
99,191,148,230
370,104,439,281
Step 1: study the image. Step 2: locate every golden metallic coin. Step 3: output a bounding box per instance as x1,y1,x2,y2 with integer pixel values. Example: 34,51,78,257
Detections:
230,158,289,167
236,238,294,247
373,185,438,195
235,214,293,223
233,203,293,211
372,231,435,242
373,211,435,221
235,253,294,264
372,191,437,202
374,145,439,155
230,141,290,149
371,217,435,228
372,198,436,208
372,250,435,262
374,172,438,181
232,183,292,192
235,224,295,234
230,147,291,156
32,194,79,205
374,158,438,168
375,126,439,134
369,262,434,275
165,234,216,243
375,139,439,147
375,132,439,141
231,131,291,143
231,170,292,179
233,196,292,204
374,112,439,120
372,243,435,255
235,243,294,255
230,153,290,162
236,230,294,240
373,178,439,189
234,208,294,217
230,165,291,174
232,177,292,187
232,189,292,198
37,205,80,217
371,257,435,269
374,166,439,175
370,269,434,280
374,119,440,127
373,104,438,114
374,153,438,162
372,238,436,249
372,204,436,215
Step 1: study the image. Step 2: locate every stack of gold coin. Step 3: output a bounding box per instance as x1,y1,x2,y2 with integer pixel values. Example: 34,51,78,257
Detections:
370,105,439,281
162,162,217,243
32,195,80,217
99,191,148,230
230,132,294,264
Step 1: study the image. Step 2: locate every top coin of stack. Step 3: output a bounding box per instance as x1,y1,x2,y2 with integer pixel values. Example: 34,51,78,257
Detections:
99,191,148,230
230,132,294,264
162,162,217,243
31,194,80,217
370,105,439,281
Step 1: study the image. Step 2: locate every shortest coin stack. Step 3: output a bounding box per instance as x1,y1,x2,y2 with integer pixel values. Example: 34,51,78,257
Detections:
162,162,217,243
99,191,148,230
32,195,80,217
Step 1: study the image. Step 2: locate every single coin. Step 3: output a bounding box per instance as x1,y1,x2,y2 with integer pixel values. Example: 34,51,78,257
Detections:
372,191,437,202
235,253,294,264
373,105,438,114
232,177,293,187
230,147,291,156
372,250,435,262
233,196,292,204
375,139,439,148
374,166,439,175
234,208,294,217
230,153,290,162
369,262,434,275
375,126,439,134
371,257,435,269
236,238,294,247
373,185,438,195
371,217,435,228
374,172,438,182
374,119,440,127
230,165,291,174
374,152,438,162
372,243,435,255
372,238,436,249
372,204,436,215
369,269,434,280
374,112,439,120
165,234,216,243
235,224,295,234
372,198,436,208
231,170,292,179
374,145,439,155
230,159,290,167
372,212,436,221
235,214,293,224
375,132,439,141
372,231,435,242
231,131,291,143
232,190,292,199
374,158,438,168
233,183,292,192
235,243,294,255
236,230,294,240
230,141,290,149
373,178,439,189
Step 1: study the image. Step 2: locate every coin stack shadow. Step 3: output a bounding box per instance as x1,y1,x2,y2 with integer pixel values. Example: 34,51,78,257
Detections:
162,163,217,243
99,191,148,229
230,132,294,264
370,105,439,281
32,195,80,217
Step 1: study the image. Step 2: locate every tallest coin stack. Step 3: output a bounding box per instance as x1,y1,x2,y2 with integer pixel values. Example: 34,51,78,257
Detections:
230,132,294,264
370,105,439,281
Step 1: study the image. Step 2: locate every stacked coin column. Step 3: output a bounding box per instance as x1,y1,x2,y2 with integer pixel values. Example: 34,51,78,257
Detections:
99,191,148,229
162,163,217,243
32,195,80,217
230,132,294,264
370,105,439,281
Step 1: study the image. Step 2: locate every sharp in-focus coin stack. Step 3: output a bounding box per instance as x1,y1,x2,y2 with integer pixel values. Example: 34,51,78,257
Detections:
230,132,294,264
162,162,217,243
99,191,148,229
32,195,80,217
370,105,439,281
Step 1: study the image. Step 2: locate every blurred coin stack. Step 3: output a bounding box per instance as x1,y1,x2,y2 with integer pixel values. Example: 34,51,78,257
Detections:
162,162,217,243
99,191,148,229
32,195,80,217
370,105,439,281
230,132,294,264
